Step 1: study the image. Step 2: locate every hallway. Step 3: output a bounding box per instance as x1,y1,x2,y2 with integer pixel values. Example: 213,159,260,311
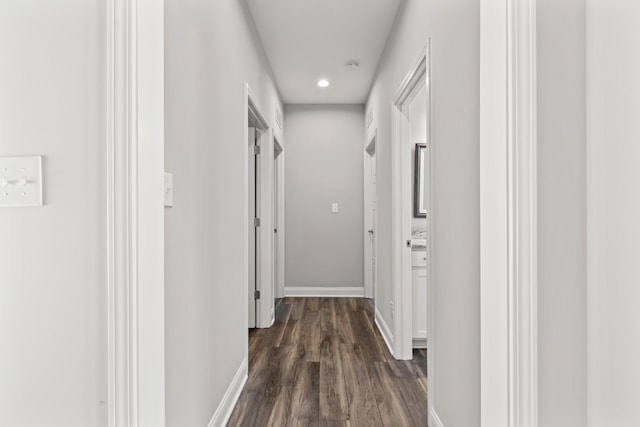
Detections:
228,298,427,426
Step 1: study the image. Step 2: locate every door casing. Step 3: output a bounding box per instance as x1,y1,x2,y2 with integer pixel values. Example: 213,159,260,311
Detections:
389,38,434,424
244,84,276,333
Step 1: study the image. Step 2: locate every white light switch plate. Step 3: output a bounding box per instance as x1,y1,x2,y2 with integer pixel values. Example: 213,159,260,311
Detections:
164,172,173,207
332,203,339,213
0,156,43,207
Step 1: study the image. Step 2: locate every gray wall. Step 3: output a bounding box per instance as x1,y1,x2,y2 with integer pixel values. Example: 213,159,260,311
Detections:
0,3,108,425
586,1,640,425
537,0,587,425
164,0,282,425
284,105,365,291
365,0,480,425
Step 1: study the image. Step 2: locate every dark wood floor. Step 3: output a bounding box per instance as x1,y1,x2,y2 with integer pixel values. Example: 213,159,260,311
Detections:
227,297,427,426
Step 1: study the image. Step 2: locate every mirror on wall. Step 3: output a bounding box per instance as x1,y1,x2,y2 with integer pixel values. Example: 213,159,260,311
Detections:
414,143,427,218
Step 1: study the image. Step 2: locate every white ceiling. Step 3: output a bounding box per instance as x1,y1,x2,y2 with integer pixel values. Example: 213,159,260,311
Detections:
246,0,402,104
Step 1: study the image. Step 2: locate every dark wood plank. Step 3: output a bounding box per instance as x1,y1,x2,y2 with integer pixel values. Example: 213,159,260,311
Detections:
339,344,383,427
348,309,388,363
265,386,294,425
286,361,320,427
366,362,415,427
226,390,262,426
320,298,337,334
395,377,429,426
319,335,348,420
335,299,356,344
300,309,322,362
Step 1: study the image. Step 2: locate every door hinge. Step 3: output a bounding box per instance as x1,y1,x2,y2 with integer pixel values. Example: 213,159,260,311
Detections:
274,228,278,233
254,145,261,155
254,218,261,227
254,290,261,300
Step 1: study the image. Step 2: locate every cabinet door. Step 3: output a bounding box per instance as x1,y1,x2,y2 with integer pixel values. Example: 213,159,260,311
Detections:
412,269,428,339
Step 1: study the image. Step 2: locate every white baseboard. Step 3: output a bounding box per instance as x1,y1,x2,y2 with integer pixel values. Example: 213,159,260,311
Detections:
207,358,248,427
284,286,365,297
374,307,394,357
430,408,444,427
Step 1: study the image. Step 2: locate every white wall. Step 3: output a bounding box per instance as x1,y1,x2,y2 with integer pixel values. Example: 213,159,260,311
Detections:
284,105,364,292
586,2,640,426
365,0,480,425
537,0,587,425
0,2,108,425
164,0,282,425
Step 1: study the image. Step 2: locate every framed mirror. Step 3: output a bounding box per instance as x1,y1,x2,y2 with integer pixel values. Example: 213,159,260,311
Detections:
414,143,427,217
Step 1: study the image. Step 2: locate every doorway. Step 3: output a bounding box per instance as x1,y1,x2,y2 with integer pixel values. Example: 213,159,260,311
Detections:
273,138,284,308
408,86,428,350
248,126,260,328
245,84,274,330
390,40,433,422
364,133,378,303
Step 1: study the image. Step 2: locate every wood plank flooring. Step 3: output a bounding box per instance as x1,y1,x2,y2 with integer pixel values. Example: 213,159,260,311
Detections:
227,297,427,427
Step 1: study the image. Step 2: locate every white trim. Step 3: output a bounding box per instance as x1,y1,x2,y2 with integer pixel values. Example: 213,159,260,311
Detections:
107,0,165,425
480,0,538,426
207,358,248,427
284,286,365,297
430,409,445,427
375,308,394,356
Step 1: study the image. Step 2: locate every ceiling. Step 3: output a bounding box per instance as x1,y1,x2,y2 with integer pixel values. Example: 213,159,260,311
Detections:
246,0,403,104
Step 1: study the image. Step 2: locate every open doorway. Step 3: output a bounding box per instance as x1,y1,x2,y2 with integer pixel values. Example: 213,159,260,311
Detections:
409,87,428,350
245,85,275,330
273,138,284,311
248,126,260,328
364,133,378,304
390,40,433,421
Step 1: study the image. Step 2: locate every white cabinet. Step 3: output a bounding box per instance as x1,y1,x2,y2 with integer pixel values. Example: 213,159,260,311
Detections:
412,250,428,347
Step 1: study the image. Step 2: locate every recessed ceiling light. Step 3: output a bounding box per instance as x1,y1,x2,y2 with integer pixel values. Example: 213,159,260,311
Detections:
317,79,330,88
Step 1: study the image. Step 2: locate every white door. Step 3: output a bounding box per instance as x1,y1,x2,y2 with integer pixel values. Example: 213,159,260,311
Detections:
248,127,259,328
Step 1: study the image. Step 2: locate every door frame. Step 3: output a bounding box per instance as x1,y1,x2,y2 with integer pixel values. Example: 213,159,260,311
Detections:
107,0,166,425
391,40,431,360
480,0,539,425
364,131,377,300
244,84,276,331
390,38,434,422
274,138,285,300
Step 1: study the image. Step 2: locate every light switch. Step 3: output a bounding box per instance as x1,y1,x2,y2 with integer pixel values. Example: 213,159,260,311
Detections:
0,156,43,207
332,203,339,213
164,172,173,207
